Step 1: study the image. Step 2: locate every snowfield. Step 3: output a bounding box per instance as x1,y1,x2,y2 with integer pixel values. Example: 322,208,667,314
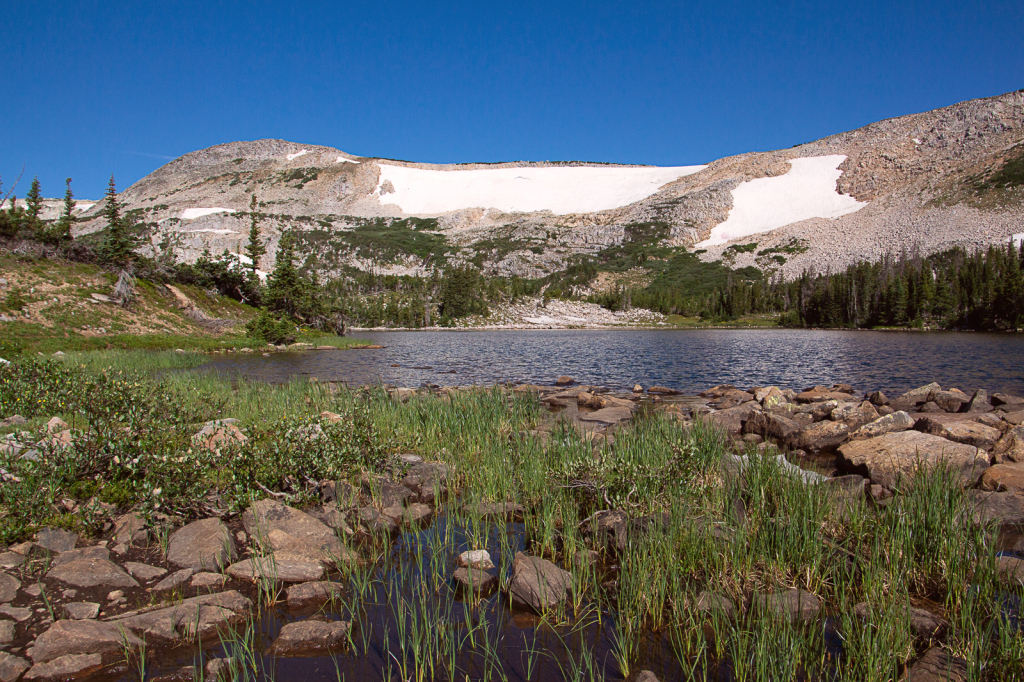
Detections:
181,208,237,220
1013,233,1023,247
285,150,309,161
696,155,867,247
336,156,358,164
375,163,706,215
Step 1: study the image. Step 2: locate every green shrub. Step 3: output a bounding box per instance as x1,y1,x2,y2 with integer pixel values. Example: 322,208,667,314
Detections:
244,310,296,344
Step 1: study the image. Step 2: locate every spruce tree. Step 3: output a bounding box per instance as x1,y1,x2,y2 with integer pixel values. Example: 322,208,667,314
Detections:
244,193,265,279
264,230,305,318
99,175,139,269
53,178,75,243
25,177,43,221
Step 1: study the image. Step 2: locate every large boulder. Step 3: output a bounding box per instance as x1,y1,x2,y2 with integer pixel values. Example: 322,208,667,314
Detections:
705,402,761,435
930,389,970,413
993,426,1024,464
890,383,941,412
965,490,1024,528
978,463,1024,495
0,652,30,682
837,431,989,488
242,500,349,563
23,654,103,681
789,421,850,451
851,411,914,440
741,411,800,443
226,556,325,583
507,552,572,613
711,389,754,410
167,518,236,571
794,387,854,404
831,401,879,429
963,389,993,414
913,415,1001,450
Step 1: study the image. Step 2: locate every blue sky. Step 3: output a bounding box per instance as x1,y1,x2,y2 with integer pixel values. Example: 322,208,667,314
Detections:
2,0,1021,199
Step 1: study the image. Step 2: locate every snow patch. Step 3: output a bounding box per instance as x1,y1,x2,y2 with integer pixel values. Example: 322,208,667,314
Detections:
696,155,867,247
74,203,95,212
286,150,309,161
1012,233,1023,248
375,163,706,215
182,229,239,235
523,316,560,325
913,138,922,145
181,207,237,221
336,156,359,164
232,252,269,281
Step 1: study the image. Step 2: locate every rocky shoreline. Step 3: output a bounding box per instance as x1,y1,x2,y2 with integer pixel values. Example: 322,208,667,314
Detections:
1,377,1023,681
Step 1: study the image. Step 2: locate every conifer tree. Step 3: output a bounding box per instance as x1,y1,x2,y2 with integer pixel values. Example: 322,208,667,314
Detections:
99,175,139,269
25,177,43,221
52,178,75,243
244,193,265,279
264,230,305,318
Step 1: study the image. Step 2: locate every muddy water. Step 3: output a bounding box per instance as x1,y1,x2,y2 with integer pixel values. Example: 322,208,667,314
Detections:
199,329,1024,396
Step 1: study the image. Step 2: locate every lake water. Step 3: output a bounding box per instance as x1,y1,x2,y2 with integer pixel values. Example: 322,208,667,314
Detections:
199,329,1024,396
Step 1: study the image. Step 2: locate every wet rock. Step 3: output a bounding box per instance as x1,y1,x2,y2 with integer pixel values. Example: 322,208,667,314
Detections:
0,620,13,644
0,574,19,604
226,556,325,583
741,411,800,442
35,528,78,554
266,619,351,657
63,602,100,620
401,463,452,503
705,402,761,435
191,572,228,589
695,591,737,619
914,415,1001,450
111,591,250,643
167,517,236,571
124,562,167,582
905,647,968,682
0,651,29,682
31,619,143,664
457,550,494,569
285,581,342,609
507,552,572,613
851,411,914,440
979,463,1024,494
24,653,102,681
789,421,850,451
837,431,988,488
401,503,433,526
152,568,195,593
46,557,139,589
854,602,948,640
321,480,359,508
452,566,498,594
753,589,821,623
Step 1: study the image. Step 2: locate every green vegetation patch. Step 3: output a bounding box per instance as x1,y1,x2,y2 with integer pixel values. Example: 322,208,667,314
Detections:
293,218,449,268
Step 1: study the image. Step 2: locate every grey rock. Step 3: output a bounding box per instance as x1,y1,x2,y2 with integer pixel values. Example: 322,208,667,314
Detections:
854,602,947,641
190,572,228,589
46,558,139,589
285,581,342,609
113,513,149,546
837,431,989,488
242,500,348,562
452,567,498,594
457,550,494,569
23,653,102,681
789,420,850,451
964,389,993,414
0,553,24,570
50,547,109,567
108,591,251,643
914,415,1001,450
152,568,195,593
30,619,142,664
35,528,78,553
167,518,236,571
124,562,167,581
0,607,29,623
0,575,19,604
0,620,13,645
507,552,572,613
226,556,325,583
63,602,100,620
266,619,351,657
695,591,737,619
321,480,359,507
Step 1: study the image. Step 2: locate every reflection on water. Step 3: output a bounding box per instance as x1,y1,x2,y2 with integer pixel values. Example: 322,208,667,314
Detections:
198,329,1024,395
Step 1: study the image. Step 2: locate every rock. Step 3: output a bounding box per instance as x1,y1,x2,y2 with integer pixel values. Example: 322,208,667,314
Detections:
965,490,1024,528
242,500,348,563
24,653,103,681
0,607,29,623
712,389,754,409
310,505,353,535
0,652,29,682
109,591,250,642
46,558,139,589
931,389,969,413
44,418,68,434
647,386,680,395
464,502,524,521
0,553,23,571
854,602,948,640
191,572,228,589
794,387,853,404
837,431,989,488
555,376,575,386
831,401,879,428
401,462,452,503
321,480,359,508
905,647,969,682
694,591,737,619
1000,410,1024,426
285,581,342,609
632,384,643,393
152,568,195,593
584,510,629,553
63,602,100,620
992,392,1024,408
700,384,736,398
0,416,27,427
978,463,1024,494
507,552,572,613
31,619,143,664
0,575,19,604
0,620,12,645
992,426,1024,463
452,567,498,594
997,556,1024,585
357,507,398,534
191,421,248,452
705,402,761,435
918,401,944,413
753,589,821,623
851,411,914,440
914,415,1001,450
895,382,942,406
457,550,494,569
205,658,231,681
741,411,800,443
113,513,148,546
578,406,633,424
867,391,889,406
789,421,850,451
877,405,895,416
226,556,325,583
266,619,351,657
633,672,661,682
50,547,109,567
359,476,414,508
964,389,993,413
124,562,167,581
167,518,236,571
823,474,867,498
35,528,78,553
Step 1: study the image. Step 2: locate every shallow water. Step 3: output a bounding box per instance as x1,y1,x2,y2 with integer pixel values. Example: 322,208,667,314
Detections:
200,329,1024,395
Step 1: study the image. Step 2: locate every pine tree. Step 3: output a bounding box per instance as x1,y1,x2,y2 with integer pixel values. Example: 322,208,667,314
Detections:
99,175,139,269
25,177,43,221
264,230,305,318
244,193,265,279
51,178,75,244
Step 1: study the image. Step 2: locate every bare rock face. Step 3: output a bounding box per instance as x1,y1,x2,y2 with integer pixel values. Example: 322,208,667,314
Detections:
837,431,989,488
266,620,351,657
752,589,821,623
46,558,139,589
507,552,572,613
167,518,236,571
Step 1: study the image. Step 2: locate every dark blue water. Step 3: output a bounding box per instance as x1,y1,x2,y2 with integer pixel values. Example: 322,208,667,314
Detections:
200,329,1024,396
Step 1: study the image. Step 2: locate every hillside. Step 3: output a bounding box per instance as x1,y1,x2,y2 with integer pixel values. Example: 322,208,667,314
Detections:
69,90,1024,289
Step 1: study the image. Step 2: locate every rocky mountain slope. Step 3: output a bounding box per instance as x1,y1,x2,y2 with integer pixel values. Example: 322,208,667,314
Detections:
73,89,1024,281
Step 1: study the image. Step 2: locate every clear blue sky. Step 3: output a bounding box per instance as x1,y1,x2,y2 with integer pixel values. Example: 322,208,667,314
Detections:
2,0,1022,199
